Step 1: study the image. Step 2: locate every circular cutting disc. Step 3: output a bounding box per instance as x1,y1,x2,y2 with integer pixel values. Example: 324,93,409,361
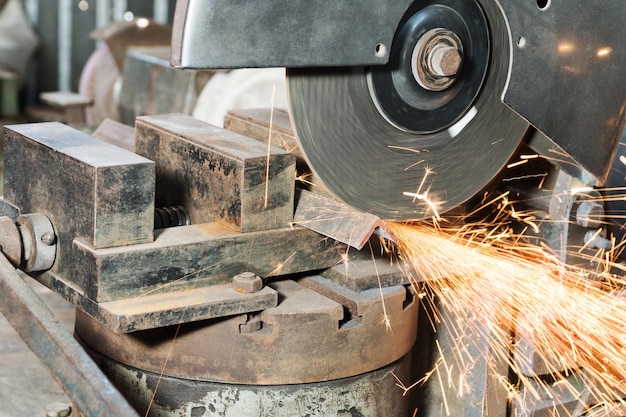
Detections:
288,0,528,220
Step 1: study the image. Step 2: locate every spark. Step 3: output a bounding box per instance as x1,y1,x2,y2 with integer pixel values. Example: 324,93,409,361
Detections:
265,252,297,278
144,315,184,417
295,171,315,187
392,371,427,396
383,178,626,416
507,159,529,169
388,145,424,154
401,167,443,220
264,83,276,209
369,242,393,332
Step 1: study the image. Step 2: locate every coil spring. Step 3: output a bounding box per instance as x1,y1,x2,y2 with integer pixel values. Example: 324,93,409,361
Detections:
154,206,191,229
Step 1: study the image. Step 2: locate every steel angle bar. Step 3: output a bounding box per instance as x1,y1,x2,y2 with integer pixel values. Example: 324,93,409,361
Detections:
293,189,395,250
0,253,139,417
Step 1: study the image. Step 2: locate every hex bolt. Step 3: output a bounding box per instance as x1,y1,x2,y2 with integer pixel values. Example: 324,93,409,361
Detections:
584,230,612,250
576,201,604,229
232,272,263,293
45,402,72,417
41,231,56,246
428,44,462,77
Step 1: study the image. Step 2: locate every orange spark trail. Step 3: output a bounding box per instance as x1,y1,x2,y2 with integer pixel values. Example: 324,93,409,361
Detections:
388,220,626,416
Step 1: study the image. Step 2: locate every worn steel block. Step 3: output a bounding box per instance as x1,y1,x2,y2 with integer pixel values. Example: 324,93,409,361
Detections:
135,113,295,232
224,108,330,196
3,122,155,293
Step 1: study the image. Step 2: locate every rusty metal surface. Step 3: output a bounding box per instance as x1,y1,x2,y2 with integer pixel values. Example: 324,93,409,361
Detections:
0,199,19,221
68,222,345,303
322,259,410,292
0,253,139,417
4,122,155,250
34,222,344,331
223,108,330,196
135,114,295,233
223,108,302,159
294,189,394,249
75,277,418,384
3,122,155,298
97,283,276,334
91,349,412,417
0,216,21,266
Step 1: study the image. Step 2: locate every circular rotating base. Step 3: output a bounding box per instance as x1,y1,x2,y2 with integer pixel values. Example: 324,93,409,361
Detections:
288,0,528,220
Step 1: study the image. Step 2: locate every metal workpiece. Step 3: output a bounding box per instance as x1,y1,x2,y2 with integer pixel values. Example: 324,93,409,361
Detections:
90,350,413,417
75,277,418,385
500,0,626,185
171,0,414,69
0,253,139,417
66,218,343,301
294,189,395,249
135,113,296,233
91,118,136,152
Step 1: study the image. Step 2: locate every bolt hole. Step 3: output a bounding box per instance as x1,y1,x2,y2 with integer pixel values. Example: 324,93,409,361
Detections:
375,43,387,58
536,0,550,9
517,36,527,48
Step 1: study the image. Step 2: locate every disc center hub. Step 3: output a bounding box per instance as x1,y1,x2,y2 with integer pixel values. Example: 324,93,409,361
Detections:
412,28,464,91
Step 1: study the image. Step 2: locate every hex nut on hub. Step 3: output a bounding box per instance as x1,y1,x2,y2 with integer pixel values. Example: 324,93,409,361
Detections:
232,272,263,293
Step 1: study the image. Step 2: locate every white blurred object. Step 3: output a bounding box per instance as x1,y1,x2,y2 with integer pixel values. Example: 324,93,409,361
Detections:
0,0,39,83
192,68,288,127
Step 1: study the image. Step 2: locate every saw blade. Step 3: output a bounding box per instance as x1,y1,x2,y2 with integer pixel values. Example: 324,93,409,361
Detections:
288,0,528,221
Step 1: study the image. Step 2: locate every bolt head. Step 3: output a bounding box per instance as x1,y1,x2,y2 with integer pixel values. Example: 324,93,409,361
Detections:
233,272,263,293
429,45,463,77
576,201,604,228
41,231,56,246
